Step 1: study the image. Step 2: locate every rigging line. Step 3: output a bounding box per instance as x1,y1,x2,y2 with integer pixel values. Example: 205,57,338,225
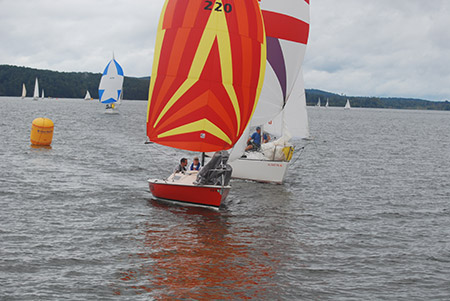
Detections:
146,142,168,180
290,140,313,166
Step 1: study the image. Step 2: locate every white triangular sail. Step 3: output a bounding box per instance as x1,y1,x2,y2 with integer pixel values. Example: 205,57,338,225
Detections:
265,71,309,140
21,83,26,99
229,125,251,162
41,89,45,99
33,78,39,100
98,55,124,104
316,98,321,107
325,98,329,107
345,99,351,109
84,90,91,100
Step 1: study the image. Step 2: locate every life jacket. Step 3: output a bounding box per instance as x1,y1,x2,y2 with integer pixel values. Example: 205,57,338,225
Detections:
190,163,201,171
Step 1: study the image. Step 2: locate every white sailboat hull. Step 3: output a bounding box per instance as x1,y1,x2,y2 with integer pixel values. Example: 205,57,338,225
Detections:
229,158,289,184
104,107,119,114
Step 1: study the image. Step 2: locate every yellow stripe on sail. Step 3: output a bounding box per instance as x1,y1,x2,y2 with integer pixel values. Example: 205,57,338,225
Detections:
153,8,241,132
157,118,232,145
215,8,241,135
147,0,169,124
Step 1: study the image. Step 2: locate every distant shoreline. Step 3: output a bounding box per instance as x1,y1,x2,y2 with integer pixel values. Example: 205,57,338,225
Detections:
1,64,449,111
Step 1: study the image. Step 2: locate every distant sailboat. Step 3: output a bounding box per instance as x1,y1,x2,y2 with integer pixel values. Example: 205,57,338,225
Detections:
98,54,124,114
41,89,45,99
21,83,26,99
84,90,91,100
316,98,321,107
33,78,39,100
325,98,329,108
345,99,351,110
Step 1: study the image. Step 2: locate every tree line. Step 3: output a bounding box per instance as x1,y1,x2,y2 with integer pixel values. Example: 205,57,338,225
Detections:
305,89,450,111
0,65,149,100
1,64,449,110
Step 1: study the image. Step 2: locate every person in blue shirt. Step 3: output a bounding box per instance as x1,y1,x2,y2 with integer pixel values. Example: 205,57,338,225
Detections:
189,156,201,171
245,126,270,151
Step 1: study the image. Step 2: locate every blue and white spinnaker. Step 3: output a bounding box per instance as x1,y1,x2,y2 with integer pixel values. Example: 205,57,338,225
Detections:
98,55,124,104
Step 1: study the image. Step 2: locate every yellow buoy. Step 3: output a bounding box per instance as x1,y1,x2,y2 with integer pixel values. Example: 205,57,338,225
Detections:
30,118,54,146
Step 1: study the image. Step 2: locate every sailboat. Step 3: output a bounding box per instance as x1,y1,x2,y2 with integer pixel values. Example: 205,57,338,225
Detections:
228,0,310,184
229,73,309,183
325,98,329,108
98,54,124,114
41,89,45,100
146,0,267,209
21,83,26,99
33,78,39,101
84,90,92,100
316,98,321,107
345,99,351,109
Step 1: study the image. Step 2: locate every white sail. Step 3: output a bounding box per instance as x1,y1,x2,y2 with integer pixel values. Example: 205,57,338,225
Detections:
316,98,321,107
84,90,91,100
229,125,251,162
33,78,39,100
117,89,123,104
21,83,26,99
265,71,309,139
345,99,351,109
98,55,124,104
250,0,310,126
325,98,329,107
41,89,45,99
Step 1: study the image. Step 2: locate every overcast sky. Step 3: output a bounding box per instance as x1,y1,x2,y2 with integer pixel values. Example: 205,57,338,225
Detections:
1,0,449,101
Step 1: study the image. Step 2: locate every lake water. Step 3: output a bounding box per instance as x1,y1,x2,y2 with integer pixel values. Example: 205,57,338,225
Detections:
1,97,449,300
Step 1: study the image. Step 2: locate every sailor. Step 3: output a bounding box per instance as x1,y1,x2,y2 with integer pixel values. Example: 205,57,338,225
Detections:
174,158,188,174
190,157,201,171
245,126,270,151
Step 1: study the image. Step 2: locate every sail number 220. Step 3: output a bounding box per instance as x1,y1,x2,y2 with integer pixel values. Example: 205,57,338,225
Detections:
204,1,232,13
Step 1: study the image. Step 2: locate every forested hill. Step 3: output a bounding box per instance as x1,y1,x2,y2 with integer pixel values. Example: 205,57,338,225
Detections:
0,65,149,100
306,89,450,111
1,65,449,110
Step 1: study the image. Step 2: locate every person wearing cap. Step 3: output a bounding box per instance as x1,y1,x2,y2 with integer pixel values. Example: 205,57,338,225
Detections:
190,156,202,171
245,126,270,151
174,158,188,174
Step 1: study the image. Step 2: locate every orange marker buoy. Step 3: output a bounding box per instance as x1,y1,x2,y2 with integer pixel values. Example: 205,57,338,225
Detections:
30,118,54,146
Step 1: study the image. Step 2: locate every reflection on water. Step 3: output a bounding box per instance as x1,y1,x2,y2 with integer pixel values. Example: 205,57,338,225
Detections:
115,201,277,299
30,145,52,150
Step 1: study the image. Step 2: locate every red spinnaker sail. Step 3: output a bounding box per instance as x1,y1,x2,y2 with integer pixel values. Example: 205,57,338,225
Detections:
147,0,266,152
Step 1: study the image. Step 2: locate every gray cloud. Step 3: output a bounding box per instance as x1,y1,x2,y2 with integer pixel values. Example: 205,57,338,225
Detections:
1,0,448,100
304,0,450,100
0,0,164,76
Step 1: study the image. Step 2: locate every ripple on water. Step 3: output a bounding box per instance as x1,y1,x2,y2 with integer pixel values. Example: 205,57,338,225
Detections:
1,99,450,300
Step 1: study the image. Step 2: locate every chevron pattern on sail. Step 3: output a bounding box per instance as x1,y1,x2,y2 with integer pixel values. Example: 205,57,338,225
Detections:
147,0,266,152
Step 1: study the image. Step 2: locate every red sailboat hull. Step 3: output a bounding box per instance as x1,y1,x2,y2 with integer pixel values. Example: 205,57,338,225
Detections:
148,179,231,209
